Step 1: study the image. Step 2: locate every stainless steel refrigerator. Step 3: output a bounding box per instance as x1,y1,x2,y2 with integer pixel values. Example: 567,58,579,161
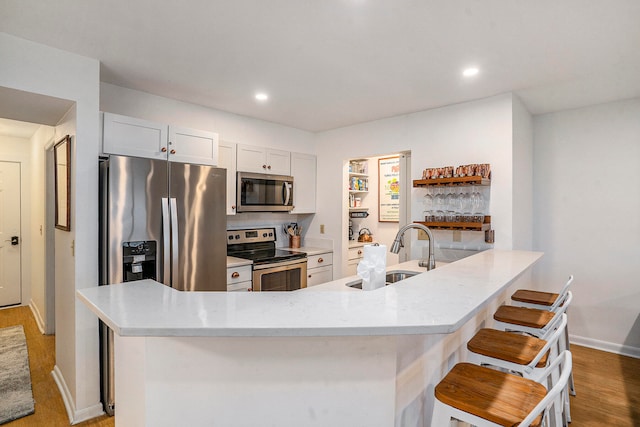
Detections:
98,154,227,415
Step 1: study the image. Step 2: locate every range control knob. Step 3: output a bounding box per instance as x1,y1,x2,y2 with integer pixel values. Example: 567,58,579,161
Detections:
235,234,240,239
263,233,267,237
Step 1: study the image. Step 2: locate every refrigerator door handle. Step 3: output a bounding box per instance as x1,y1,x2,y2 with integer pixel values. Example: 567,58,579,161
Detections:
161,197,171,286
170,198,179,287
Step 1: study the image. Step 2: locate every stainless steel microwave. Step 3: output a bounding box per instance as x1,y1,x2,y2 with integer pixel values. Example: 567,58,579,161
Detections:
236,172,294,212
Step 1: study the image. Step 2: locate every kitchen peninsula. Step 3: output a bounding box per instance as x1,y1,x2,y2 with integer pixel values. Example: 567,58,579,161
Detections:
78,250,542,426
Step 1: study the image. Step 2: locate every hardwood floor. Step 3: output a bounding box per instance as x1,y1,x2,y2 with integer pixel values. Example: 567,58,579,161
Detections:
1,305,638,426
0,306,113,427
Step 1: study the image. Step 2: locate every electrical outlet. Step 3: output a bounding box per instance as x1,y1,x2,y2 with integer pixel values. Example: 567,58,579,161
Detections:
418,229,428,240
453,230,462,242
320,224,325,234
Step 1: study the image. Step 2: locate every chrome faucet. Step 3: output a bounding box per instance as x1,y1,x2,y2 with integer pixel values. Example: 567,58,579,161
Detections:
390,223,436,270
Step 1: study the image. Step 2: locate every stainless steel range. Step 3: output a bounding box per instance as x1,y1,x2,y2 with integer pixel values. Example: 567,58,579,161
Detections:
227,228,307,291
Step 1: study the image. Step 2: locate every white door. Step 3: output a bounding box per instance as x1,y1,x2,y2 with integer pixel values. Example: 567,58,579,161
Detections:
0,161,22,307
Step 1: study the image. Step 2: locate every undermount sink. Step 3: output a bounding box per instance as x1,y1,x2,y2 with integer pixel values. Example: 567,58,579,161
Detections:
346,270,420,289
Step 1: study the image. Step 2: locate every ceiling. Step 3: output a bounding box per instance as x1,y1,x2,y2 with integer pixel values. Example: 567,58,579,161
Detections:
1,0,640,132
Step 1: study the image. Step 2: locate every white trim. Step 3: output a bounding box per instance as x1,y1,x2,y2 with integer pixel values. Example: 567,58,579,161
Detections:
52,365,105,425
28,299,46,334
570,334,640,359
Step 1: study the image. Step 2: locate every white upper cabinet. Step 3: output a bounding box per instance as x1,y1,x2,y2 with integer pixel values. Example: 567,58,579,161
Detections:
103,113,167,160
168,126,218,166
236,144,291,175
103,113,219,166
290,152,316,214
218,141,237,215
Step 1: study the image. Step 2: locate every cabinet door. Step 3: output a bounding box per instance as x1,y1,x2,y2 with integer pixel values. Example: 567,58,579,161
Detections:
346,259,359,277
169,126,219,166
103,112,167,160
218,141,237,215
307,265,333,287
266,149,291,175
236,144,267,173
290,152,316,213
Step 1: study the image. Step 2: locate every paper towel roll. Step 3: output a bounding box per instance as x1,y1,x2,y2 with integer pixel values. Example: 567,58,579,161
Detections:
357,244,387,291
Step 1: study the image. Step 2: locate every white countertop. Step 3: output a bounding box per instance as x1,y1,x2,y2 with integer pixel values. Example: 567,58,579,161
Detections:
285,246,332,256
78,250,542,338
226,256,252,268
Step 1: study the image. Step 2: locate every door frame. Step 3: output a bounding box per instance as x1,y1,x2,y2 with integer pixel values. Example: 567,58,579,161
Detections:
44,139,56,333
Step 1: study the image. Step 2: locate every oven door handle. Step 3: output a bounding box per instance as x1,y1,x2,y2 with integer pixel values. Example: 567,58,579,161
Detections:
253,258,306,270
282,181,291,206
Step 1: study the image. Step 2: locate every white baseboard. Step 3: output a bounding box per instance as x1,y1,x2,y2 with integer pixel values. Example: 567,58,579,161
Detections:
52,365,105,425
28,300,46,334
570,334,640,359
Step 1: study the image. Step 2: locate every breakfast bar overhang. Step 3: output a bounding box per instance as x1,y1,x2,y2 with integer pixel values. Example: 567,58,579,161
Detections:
78,249,542,426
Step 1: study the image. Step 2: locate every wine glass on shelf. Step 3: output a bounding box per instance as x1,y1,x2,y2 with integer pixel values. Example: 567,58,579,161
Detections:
423,189,434,222
445,189,457,222
434,187,445,222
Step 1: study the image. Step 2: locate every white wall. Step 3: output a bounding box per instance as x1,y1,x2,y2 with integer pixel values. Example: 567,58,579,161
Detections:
512,95,533,250
100,83,315,154
29,125,55,333
313,94,514,276
0,135,33,308
0,33,103,422
533,97,640,357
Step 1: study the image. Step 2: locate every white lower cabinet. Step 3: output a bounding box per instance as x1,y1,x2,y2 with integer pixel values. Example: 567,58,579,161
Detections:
226,265,252,292
306,252,333,287
346,246,365,276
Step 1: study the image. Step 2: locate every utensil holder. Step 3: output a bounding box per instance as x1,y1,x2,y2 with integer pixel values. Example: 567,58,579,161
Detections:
289,235,300,248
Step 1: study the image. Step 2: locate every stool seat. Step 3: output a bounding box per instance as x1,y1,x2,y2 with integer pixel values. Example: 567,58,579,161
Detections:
494,305,555,329
512,289,558,306
434,362,546,427
467,328,549,368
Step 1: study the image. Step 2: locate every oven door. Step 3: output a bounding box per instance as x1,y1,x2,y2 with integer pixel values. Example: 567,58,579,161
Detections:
252,258,307,291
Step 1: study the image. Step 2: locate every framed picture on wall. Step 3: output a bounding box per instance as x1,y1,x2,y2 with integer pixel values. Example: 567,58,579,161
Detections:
54,135,71,231
378,156,400,222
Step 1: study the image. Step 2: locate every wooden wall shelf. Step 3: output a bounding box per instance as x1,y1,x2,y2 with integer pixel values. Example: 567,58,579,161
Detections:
414,216,491,232
413,176,490,187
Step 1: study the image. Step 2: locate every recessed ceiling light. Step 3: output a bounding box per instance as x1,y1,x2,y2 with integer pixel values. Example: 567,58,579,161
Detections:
255,93,269,101
462,67,479,77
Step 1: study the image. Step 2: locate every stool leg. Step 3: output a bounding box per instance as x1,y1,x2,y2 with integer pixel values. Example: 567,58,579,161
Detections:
431,400,454,427
564,325,576,396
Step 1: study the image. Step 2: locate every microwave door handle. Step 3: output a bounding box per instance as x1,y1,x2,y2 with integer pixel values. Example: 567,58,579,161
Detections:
161,198,171,286
283,182,291,206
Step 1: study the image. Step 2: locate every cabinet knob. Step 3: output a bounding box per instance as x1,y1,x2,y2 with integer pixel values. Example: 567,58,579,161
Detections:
267,165,271,170
231,272,240,278
308,274,312,278
231,205,236,210
317,258,324,264
170,149,176,154
262,164,267,169
358,250,362,255
161,147,167,153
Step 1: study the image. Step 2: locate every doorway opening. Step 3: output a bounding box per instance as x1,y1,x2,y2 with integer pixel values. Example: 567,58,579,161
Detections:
343,151,411,278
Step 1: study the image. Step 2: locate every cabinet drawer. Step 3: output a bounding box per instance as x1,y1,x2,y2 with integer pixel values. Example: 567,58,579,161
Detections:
307,265,333,287
348,247,365,260
307,252,333,268
226,265,252,285
227,281,252,292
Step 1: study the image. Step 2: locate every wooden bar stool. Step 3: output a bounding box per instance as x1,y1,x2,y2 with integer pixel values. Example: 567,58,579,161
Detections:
511,275,575,397
467,314,568,426
493,291,573,422
511,275,573,310
431,350,572,427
